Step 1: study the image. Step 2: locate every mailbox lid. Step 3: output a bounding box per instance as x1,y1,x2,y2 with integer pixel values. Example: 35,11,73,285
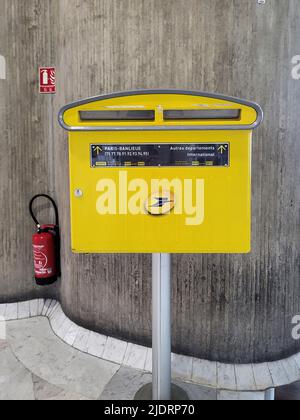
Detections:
59,89,263,132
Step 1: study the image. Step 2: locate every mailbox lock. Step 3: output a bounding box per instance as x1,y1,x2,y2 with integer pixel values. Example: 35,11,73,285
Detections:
74,189,83,198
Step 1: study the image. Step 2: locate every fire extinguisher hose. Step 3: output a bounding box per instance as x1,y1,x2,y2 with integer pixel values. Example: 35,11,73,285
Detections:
29,194,59,230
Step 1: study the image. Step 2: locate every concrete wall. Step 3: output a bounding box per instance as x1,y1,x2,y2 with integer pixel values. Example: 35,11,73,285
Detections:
0,0,299,363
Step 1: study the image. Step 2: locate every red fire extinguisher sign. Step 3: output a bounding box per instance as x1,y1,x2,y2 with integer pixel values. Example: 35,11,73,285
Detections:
39,67,56,94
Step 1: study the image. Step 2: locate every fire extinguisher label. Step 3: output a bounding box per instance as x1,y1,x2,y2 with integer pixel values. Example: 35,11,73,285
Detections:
33,245,52,275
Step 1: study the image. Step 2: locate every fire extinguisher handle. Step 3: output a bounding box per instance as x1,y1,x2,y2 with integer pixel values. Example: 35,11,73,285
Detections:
29,194,59,228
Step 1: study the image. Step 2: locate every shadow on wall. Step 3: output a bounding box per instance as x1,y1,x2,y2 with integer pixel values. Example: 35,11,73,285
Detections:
0,55,6,80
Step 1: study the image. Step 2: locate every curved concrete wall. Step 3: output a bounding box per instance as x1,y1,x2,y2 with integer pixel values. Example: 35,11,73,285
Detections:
0,0,299,363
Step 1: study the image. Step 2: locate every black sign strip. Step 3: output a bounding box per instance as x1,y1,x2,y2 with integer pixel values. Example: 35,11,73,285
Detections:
90,143,230,168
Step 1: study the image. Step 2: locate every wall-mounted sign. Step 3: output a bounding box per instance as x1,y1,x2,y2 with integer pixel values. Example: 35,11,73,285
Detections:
39,67,56,94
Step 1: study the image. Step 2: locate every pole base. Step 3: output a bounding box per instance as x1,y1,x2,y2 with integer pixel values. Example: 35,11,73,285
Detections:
134,383,189,401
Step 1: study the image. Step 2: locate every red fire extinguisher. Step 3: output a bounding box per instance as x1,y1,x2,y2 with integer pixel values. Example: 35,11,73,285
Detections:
29,194,61,286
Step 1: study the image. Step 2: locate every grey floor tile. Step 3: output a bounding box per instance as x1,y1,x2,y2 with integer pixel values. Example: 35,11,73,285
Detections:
1,369,35,401
99,367,151,400
217,390,265,400
100,366,217,401
175,381,217,400
32,374,90,400
1,317,266,401
32,374,65,400
0,339,9,351
45,390,91,400
0,344,35,400
6,318,119,400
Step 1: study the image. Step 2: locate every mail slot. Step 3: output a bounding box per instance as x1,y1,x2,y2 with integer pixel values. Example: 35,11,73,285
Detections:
58,89,263,253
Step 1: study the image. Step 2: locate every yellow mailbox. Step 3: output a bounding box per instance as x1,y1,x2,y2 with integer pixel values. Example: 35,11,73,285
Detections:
59,90,263,254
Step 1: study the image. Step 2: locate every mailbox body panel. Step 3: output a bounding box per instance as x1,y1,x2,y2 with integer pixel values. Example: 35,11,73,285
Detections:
68,130,252,253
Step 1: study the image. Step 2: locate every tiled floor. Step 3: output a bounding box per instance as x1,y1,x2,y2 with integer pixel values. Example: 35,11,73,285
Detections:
0,317,217,400
2,300,300,396
0,316,298,400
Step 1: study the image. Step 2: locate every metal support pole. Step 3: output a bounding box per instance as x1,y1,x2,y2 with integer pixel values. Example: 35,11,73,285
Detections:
134,253,188,401
265,388,275,401
152,253,171,400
